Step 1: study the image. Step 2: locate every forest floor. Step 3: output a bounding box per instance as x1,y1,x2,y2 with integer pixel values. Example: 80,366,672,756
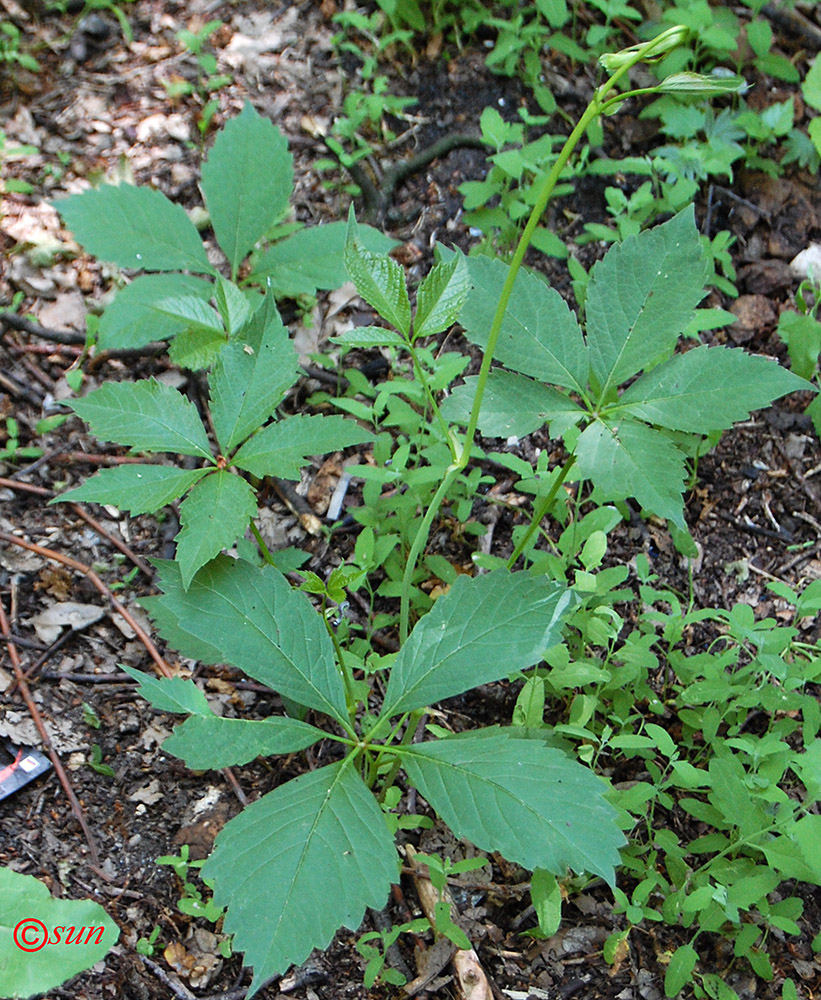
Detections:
1,2,820,999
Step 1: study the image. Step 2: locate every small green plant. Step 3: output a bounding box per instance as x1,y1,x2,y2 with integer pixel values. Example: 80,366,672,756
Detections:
0,416,43,463
87,744,115,778
778,277,821,436
356,917,428,987
0,21,40,73
135,924,162,957
163,20,232,135
157,845,227,928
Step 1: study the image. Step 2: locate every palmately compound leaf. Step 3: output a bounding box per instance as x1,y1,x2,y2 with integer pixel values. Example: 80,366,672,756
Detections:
344,209,411,337
209,294,299,453
401,733,625,885
98,274,214,351
0,867,119,998
54,465,210,516
575,418,688,528
442,371,585,438
141,556,351,728
381,570,578,718
616,345,813,433
54,183,213,274
201,101,293,278
163,714,326,770
413,254,470,340
202,760,398,996
232,414,373,480
65,379,213,459
248,220,399,298
119,663,211,714
175,471,258,588
459,256,588,394
585,206,708,397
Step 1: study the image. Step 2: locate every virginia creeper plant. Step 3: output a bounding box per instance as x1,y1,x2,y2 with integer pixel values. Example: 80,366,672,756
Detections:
51,27,820,998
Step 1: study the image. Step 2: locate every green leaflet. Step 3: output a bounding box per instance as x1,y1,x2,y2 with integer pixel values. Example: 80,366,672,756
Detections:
54,183,213,274
442,371,585,438
665,945,699,997
214,275,254,335
381,570,578,718
330,326,407,348
460,254,588,393
575,418,688,528
401,733,625,885
119,663,211,714
175,471,258,588
55,464,210,516
0,868,119,998
152,294,225,334
163,715,326,769
617,345,811,432
413,255,470,340
168,327,229,371
141,564,227,664
65,379,213,459
200,101,293,277
202,761,398,997
143,555,350,728
344,209,411,337
248,220,399,297
209,295,298,452
233,414,373,480
98,274,214,351
585,206,707,396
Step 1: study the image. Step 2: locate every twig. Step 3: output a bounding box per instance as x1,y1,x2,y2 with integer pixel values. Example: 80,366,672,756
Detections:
0,310,165,359
1,311,86,345
0,477,153,578
137,954,196,1000
763,2,821,48
326,133,484,225
0,597,101,868
0,530,172,679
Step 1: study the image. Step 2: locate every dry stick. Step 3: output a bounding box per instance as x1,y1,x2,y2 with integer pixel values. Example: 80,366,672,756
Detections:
0,530,172,679
0,478,153,578
137,954,196,1000
0,597,102,869
405,844,494,1000
0,529,249,806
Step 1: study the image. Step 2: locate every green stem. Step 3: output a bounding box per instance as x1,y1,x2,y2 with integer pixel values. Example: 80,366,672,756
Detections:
322,598,358,727
506,455,576,569
399,467,460,642
407,342,458,461
250,521,276,566
397,26,688,647
374,708,424,796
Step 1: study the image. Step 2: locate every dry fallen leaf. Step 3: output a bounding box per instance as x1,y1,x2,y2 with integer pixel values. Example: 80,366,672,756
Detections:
29,602,106,643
